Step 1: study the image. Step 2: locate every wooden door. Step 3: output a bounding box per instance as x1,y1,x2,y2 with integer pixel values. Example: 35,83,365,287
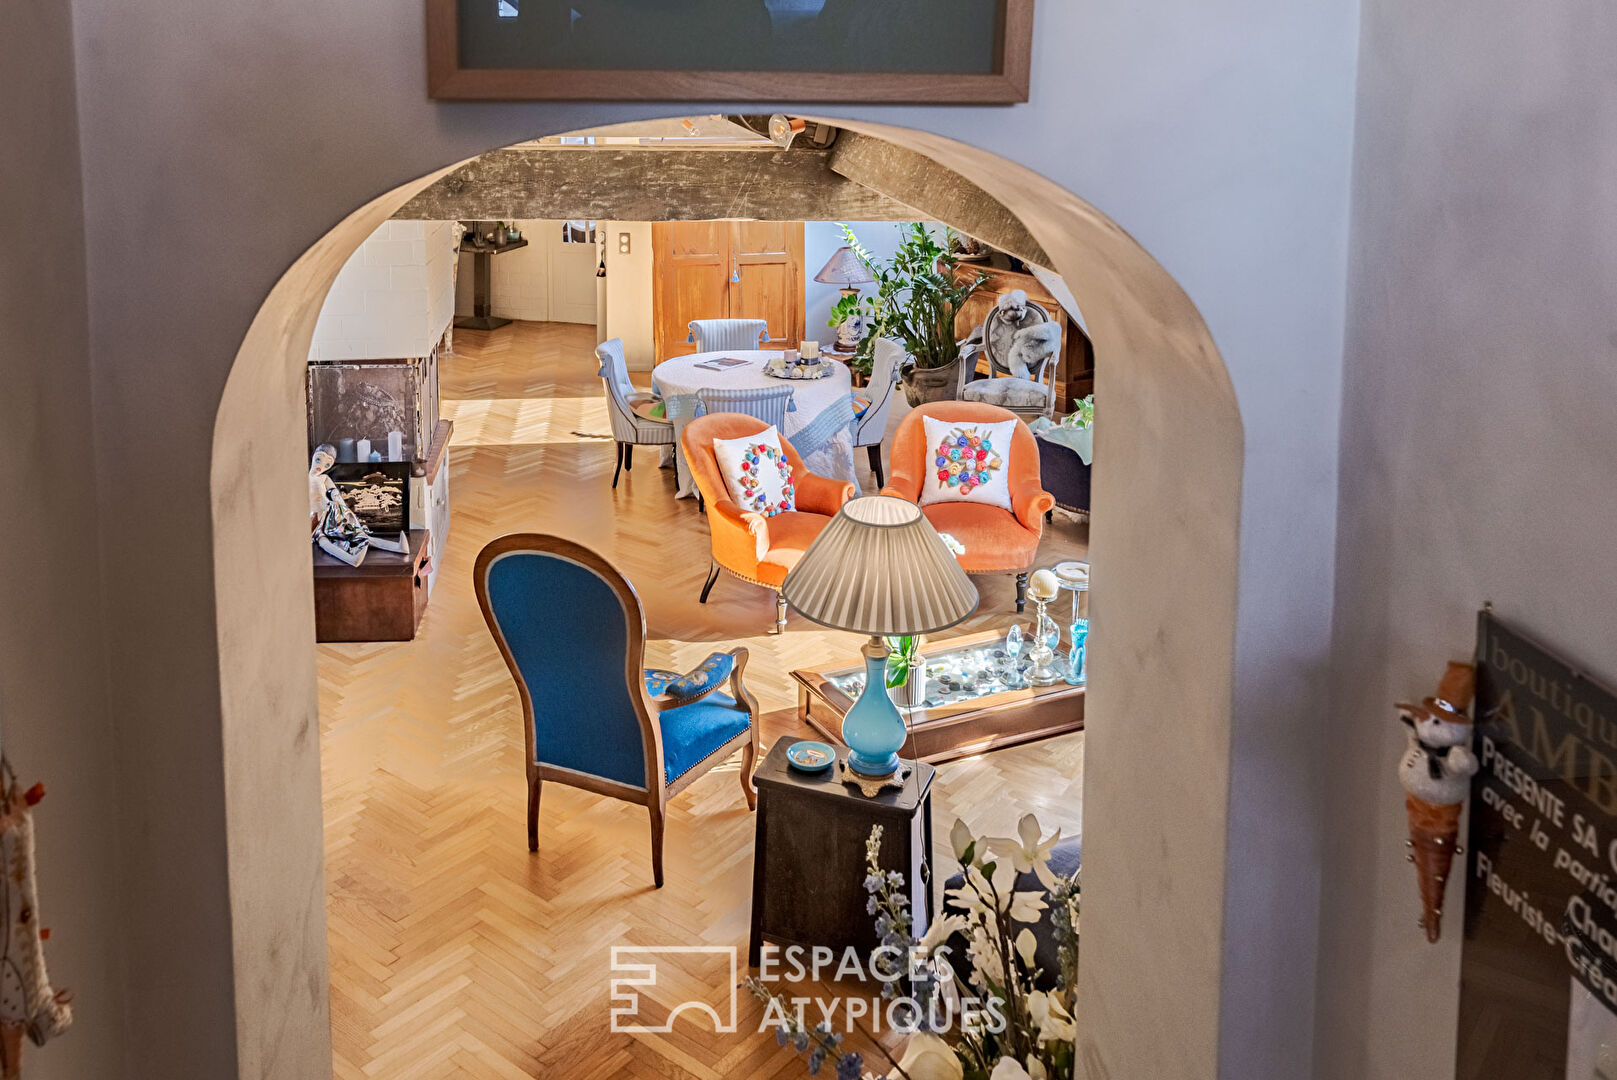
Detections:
652,221,804,360
730,221,804,349
652,221,731,360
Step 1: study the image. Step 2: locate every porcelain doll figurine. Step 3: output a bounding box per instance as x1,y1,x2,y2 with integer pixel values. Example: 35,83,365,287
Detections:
309,443,337,537
309,444,406,567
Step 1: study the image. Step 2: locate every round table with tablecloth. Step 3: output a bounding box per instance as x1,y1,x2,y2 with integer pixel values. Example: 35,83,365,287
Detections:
651,351,860,499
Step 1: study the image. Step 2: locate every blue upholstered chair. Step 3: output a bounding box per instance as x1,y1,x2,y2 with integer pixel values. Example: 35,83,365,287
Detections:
687,318,769,353
474,534,760,888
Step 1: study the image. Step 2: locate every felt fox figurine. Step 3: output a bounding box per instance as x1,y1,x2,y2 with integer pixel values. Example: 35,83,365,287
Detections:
0,761,73,1079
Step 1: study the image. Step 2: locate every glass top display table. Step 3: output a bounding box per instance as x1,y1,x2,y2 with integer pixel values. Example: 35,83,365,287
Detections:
790,629,1085,766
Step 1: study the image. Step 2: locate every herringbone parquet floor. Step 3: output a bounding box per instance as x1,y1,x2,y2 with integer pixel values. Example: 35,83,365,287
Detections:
318,320,1087,1079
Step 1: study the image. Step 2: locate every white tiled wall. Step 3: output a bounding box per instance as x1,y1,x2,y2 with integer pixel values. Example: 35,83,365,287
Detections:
310,220,456,361
454,219,600,325
489,223,550,321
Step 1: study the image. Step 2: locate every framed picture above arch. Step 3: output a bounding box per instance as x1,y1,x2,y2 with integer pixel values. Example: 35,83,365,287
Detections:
426,0,1034,103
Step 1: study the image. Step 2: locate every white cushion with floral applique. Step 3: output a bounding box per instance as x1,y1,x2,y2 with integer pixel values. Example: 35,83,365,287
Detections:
918,415,1016,511
712,426,797,517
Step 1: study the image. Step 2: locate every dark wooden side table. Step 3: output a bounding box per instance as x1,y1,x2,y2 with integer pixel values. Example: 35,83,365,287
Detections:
748,738,935,968
312,528,431,642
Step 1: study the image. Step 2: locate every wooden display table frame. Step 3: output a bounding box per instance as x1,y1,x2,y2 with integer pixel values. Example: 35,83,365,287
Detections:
791,629,1085,765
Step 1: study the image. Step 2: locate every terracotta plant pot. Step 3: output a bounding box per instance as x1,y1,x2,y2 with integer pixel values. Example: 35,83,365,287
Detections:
901,357,960,406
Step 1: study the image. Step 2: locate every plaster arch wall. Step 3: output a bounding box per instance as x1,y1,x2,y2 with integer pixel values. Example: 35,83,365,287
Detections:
66,4,1357,1079
215,121,1240,1080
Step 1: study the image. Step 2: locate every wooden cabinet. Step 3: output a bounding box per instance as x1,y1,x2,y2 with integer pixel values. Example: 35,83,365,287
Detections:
748,739,934,967
409,419,453,596
652,221,805,360
952,264,1095,408
313,529,432,642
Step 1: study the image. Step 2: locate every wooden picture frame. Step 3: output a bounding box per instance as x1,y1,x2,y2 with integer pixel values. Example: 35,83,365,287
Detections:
427,0,1033,103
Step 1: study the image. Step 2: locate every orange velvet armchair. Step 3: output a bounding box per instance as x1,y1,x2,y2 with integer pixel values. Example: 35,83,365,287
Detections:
683,414,857,633
882,401,1055,611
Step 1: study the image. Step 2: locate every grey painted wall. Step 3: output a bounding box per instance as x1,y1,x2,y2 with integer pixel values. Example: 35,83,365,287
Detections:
0,0,1360,1076
1318,2,1617,1077
0,1,125,1076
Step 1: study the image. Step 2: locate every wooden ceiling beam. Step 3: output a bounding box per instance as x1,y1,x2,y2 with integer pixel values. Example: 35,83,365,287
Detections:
827,132,1052,269
392,147,917,222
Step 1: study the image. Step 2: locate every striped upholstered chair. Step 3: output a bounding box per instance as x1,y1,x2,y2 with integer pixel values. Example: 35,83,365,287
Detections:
687,318,769,353
474,534,759,888
851,338,905,489
597,338,677,489
694,385,796,430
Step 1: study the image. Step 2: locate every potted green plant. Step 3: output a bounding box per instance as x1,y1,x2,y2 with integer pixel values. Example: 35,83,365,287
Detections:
884,634,925,711
829,223,986,405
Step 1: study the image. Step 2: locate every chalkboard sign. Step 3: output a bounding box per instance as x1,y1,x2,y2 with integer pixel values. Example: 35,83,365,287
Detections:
1459,611,1617,1078
427,0,1033,102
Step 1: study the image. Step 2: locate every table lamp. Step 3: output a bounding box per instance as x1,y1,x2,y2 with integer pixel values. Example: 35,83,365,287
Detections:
782,496,979,777
816,246,877,353
814,246,876,301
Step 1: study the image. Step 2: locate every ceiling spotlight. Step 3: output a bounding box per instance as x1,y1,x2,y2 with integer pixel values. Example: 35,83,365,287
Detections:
768,114,807,149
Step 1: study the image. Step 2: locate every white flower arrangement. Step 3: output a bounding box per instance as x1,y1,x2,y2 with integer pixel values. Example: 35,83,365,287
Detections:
750,814,1079,1080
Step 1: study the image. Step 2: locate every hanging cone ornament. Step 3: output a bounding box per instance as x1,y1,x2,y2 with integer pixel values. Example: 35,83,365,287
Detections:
1396,662,1479,943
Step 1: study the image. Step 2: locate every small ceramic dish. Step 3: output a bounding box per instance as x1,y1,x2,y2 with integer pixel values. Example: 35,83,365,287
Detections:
786,740,836,772
1053,560,1090,588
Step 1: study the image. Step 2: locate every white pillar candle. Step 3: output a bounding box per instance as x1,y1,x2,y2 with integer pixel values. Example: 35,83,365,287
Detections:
356,438,371,462
387,431,404,461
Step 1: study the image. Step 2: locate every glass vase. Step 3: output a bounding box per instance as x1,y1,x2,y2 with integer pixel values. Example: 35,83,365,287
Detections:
1026,596,1065,686
1065,618,1089,685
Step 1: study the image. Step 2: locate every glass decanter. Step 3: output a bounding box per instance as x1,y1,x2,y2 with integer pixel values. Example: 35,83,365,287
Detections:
999,623,1028,689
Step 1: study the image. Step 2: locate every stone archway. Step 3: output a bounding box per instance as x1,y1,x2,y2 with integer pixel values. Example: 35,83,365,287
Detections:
211,118,1241,1080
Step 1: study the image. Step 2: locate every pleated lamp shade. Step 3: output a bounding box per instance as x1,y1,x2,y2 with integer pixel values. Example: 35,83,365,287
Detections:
783,496,978,637
813,246,876,286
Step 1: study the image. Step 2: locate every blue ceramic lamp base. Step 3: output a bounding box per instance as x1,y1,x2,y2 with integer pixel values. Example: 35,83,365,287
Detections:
842,637,908,777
